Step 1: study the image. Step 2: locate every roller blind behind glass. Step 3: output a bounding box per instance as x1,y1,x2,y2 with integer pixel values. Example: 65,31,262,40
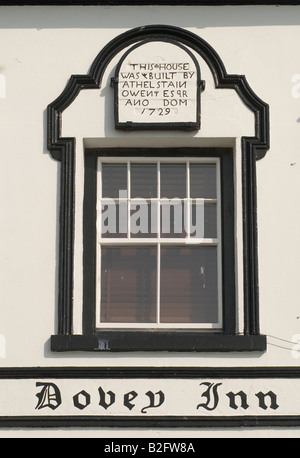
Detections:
97,159,221,329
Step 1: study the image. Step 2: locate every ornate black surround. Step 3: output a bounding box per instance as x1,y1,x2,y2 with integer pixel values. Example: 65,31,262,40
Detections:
47,25,269,352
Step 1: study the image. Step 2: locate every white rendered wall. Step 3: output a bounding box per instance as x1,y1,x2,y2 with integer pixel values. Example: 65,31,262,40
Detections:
0,5,300,437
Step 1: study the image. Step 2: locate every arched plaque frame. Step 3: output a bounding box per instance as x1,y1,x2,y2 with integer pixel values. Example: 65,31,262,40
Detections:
112,39,202,131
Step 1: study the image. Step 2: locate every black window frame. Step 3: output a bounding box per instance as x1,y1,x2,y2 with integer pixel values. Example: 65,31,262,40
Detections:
83,147,235,351
50,147,266,352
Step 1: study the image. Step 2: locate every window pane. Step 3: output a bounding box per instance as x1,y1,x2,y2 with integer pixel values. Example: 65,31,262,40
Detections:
101,202,127,238
191,202,217,238
160,164,186,198
160,200,186,238
130,201,158,238
160,246,219,323
204,203,217,238
131,164,157,198
102,164,127,198
190,164,216,199
101,247,157,323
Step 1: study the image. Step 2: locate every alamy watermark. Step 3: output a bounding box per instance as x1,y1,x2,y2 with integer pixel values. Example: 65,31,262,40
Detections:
0,74,5,99
292,74,300,99
291,334,300,359
97,191,206,239
0,335,6,359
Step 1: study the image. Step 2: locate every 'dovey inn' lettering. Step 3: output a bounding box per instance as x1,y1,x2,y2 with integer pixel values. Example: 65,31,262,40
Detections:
35,381,279,414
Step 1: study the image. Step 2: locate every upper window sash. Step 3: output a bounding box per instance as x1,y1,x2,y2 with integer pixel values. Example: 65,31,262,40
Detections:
97,157,221,243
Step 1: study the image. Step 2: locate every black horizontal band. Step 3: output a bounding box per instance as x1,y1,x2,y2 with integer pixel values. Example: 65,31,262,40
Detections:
1,1,300,5
1,415,300,428
0,364,299,379
51,333,267,352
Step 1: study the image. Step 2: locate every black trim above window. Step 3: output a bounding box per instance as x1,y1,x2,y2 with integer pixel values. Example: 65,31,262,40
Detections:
2,1,300,5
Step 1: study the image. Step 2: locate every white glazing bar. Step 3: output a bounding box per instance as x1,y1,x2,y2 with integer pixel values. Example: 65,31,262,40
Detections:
98,243,102,325
127,160,130,238
216,158,223,328
99,238,218,245
186,160,191,239
157,161,161,324
100,157,219,164
97,161,102,325
157,160,161,241
99,161,102,200
97,322,222,329
157,242,161,325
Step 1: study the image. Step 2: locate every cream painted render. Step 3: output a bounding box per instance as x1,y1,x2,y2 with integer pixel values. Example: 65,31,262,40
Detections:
0,5,300,436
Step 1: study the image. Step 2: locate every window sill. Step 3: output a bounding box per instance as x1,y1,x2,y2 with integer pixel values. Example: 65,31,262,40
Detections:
51,332,267,352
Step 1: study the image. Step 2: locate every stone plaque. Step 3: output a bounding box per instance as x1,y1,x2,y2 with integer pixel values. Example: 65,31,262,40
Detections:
112,40,202,131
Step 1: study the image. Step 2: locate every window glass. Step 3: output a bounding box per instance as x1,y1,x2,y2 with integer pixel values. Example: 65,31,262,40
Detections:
160,246,219,323
160,164,186,198
101,246,157,323
160,203,186,238
102,164,127,198
131,164,157,198
131,202,158,238
190,164,216,199
190,203,217,239
101,202,127,238
98,159,221,329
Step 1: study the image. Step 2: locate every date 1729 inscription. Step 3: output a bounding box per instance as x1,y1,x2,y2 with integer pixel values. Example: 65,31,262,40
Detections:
119,63,195,114
113,40,201,129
